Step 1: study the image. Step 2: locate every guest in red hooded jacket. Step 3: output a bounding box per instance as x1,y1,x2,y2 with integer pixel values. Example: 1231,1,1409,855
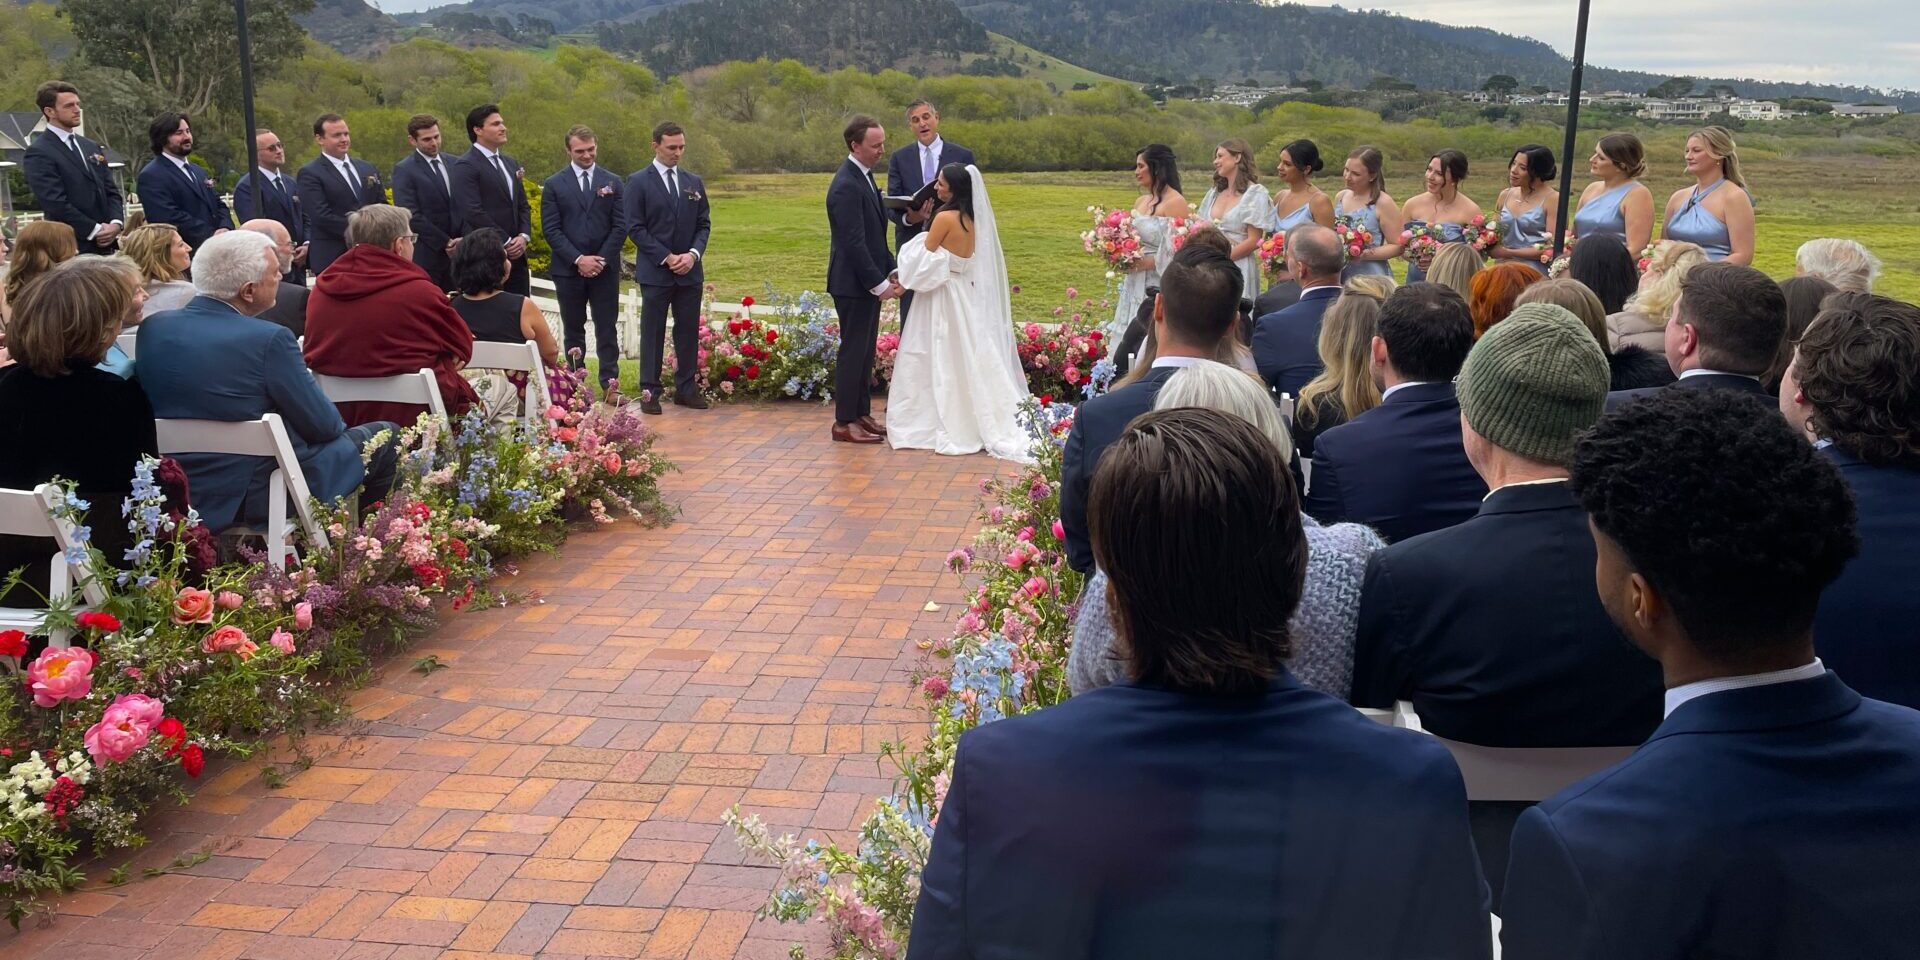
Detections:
303,203,478,426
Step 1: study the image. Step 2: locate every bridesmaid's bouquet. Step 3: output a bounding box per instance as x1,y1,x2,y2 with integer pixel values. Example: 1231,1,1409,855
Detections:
1399,224,1442,265
1464,213,1503,254
1081,206,1144,275
1257,232,1289,281
1162,217,1195,252
1333,217,1374,264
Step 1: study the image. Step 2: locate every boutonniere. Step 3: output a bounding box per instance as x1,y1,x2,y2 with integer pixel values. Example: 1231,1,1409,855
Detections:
597,184,616,197
364,174,381,188
203,177,217,190
515,168,527,182
684,189,703,202
90,153,106,165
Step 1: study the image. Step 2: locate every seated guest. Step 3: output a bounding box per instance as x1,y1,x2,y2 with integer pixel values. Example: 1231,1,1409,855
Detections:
1606,261,1784,410
122,223,199,318
137,231,395,533
0,256,156,606
1794,237,1880,293
303,203,478,427
1762,275,1836,394
1071,360,1386,699
1305,283,1486,542
1608,239,1704,352
1467,261,1543,338
1292,275,1391,461
1503,388,1920,960
1252,223,1344,399
3,220,77,305
238,219,310,337
1781,293,1920,709
450,228,561,366
1424,241,1484,301
1566,234,1637,314
1061,242,1242,573
1517,278,1673,391
910,408,1490,960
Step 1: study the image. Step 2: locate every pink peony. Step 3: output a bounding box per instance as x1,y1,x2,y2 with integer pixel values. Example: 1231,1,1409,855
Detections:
109,693,166,730
957,610,985,634
269,628,297,656
1020,576,1051,599
545,404,567,421
1065,287,1079,299
216,591,244,610
1005,549,1029,570
26,647,95,707
1017,526,1034,542
293,602,314,630
85,706,152,764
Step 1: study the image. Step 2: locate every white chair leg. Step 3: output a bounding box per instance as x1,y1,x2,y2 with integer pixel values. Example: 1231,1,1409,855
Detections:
268,469,290,571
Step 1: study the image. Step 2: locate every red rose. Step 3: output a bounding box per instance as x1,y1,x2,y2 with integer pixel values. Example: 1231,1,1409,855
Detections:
448,538,469,560
1089,331,1103,341
764,330,778,344
76,612,122,633
1039,394,1053,406
0,629,26,658
157,717,188,756
413,563,446,588
741,296,755,307
179,743,205,778
724,365,743,380
745,364,760,379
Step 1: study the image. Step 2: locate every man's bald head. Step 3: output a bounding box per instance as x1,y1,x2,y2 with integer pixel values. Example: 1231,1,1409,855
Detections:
1287,223,1344,284
240,218,293,275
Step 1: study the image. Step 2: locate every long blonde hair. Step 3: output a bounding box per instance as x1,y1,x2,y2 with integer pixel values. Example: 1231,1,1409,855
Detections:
1688,126,1747,191
1297,275,1392,428
1211,138,1260,195
1623,240,1708,324
122,223,186,285
1425,242,1485,300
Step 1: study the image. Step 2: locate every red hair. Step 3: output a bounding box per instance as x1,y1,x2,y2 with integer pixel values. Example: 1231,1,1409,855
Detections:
1470,262,1546,337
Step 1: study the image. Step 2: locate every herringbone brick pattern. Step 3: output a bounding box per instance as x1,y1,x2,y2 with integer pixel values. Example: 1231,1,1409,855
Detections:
6,400,1006,959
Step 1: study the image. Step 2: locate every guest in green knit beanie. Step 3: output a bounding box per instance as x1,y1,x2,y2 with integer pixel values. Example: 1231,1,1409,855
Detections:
1457,301,1611,466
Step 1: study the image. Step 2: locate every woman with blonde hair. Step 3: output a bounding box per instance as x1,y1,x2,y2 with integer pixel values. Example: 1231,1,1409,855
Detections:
121,223,198,317
4,220,78,304
1609,240,1706,352
1196,139,1272,302
1662,126,1754,264
1516,277,1672,391
1294,275,1392,460
1424,242,1484,300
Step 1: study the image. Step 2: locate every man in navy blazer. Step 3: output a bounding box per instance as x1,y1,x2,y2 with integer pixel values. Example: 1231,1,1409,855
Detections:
1252,223,1344,399
883,99,974,327
1306,283,1486,542
390,114,463,291
135,113,230,251
232,128,309,284
134,232,393,533
625,121,712,414
826,116,901,443
295,113,383,275
1061,242,1244,573
1502,388,1920,959
910,408,1490,960
545,126,631,392
1605,261,1783,411
1781,292,1920,709
450,104,533,296
21,81,124,254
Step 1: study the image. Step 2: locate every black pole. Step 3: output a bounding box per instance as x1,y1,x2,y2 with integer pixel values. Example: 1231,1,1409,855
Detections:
1552,0,1593,259
235,0,262,219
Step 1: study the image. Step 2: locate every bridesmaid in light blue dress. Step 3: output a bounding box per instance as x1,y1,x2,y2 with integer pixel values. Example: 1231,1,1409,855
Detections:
1334,145,1403,282
1492,145,1559,275
1107,144,1192,340
1266,139,1335,293
1195,138,1273,302
1399,150,1482,283
1572,134,1655,254
1661,126,1755,264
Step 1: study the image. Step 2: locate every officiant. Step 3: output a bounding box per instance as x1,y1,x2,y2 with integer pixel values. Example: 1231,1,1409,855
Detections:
884,99,974,328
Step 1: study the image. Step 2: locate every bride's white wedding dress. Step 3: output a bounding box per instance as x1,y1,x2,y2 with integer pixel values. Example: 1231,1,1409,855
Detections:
888,166,1033,462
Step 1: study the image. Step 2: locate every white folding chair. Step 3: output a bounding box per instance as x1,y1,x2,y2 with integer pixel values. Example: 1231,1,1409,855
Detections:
116,331,138,360
311,367,448,421
0,484,107,649
1394,701,1634,802
155,414,329,570
1355,706,1398,726
1278,391,1297,423
466,340,551,424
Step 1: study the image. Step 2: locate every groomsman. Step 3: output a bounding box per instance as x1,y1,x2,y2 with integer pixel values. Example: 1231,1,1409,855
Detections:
543,125,629,389
450,103,533,296
391,114,463,291
624,121,712,416
883,99,974,326
296,114,383,275
135,112,230,251
21,81,124,254
232,129,310,284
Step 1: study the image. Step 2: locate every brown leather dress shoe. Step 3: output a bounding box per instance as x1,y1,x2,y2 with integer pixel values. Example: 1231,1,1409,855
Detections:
675,391,711,410
832,422,883,444
639,398,663,415
857,415,887,436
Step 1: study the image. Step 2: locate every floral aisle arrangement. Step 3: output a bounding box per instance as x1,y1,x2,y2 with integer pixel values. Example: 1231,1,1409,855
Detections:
728,399,1085,958
1017,288,1109,401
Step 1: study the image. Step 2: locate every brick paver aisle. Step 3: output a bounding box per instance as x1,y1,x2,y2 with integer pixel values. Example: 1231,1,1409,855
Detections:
8,401,1008,960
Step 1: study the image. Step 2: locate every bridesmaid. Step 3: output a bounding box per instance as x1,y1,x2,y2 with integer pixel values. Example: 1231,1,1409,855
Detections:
1196,138,1273,303
1572,133,1655,254
1334,145,1403,281
1491,145,1559,275
1662,126,1755,264
1107,143,1191,340
1268,139,1335,291
1399,149,1481,283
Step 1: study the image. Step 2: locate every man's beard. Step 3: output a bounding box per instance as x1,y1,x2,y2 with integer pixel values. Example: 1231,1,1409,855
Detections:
169,142,193,158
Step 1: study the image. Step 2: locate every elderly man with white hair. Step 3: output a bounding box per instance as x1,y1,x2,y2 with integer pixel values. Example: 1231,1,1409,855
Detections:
239,218,311,336
1796,237,1882,293
135,229,397,533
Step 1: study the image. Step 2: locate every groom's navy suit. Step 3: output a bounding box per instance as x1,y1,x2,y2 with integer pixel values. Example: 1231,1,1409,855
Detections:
827,157,896,426
884,138,973,327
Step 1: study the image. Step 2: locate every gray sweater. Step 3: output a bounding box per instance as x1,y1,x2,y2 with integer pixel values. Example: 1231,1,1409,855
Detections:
1068,515,1384,699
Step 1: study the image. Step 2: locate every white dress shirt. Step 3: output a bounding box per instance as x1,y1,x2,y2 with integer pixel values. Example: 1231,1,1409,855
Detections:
1381,380,1437,401
1481,476,1568,501
1150,356,1209,370
1664,659,1827,718
1678,367,1761,383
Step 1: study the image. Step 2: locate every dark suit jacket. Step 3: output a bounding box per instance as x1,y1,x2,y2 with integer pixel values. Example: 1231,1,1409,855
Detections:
882,138,975,250
259,281,310,337
1816,448,1920,710
908,673,1491,960
1605,370,1770,411
21,128,123,247
451,146,531,250
545,165,629,279
233,170,309,282
1060,365,1180,573
135,156,231,249
1305,381,1487,543
135,296,364,532
622,164,711,288
1352,482,1664,746
1254,279,1301,320
296,154,383,274
825,159,895,299
1501,673,1920,959
1253,285,1341,398
390,151,462,284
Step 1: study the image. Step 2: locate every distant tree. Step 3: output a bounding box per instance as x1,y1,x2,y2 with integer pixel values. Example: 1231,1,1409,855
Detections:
1530,85,1550,95
1301,79,1324,92
64,0,315,116
1369,74,1415,92
1072,82,1092,91
1707,83,1738,100
1481,74,1519,99
1648,76,1695,99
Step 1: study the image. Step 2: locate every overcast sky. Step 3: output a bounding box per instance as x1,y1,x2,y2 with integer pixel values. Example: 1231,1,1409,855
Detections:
369,0,1918,90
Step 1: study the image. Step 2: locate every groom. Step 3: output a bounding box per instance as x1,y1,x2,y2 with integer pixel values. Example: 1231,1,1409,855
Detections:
827,115,901,445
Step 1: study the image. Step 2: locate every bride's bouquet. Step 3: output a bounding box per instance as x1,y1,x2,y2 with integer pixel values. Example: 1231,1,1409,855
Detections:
1081,206,1145,275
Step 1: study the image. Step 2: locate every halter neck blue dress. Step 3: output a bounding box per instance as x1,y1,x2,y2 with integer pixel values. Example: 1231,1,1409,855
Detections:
1664,180,1735,261
1336,196,1391,281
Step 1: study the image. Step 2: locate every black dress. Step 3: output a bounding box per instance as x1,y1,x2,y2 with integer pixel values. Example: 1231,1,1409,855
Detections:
453,293,528,344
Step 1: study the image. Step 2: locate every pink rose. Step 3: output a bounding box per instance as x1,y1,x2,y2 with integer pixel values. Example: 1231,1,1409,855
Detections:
172,587,215,625
269,628,296,656
216,590,244,609
545,404,567,421
202,624,252,657
1017,526,1034,542
1005,550,1028,571
293,602,314,630
1020,576,1050,599
26,647,95,707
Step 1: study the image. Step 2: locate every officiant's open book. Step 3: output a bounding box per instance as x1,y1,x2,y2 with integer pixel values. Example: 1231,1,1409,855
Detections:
882,179,940,211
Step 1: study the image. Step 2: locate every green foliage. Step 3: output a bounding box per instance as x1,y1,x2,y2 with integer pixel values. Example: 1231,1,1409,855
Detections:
63,0,315,116
601,0,990,75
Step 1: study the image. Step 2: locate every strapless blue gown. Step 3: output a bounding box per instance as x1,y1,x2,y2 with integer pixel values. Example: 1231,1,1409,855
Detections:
1664,180,1735,261
1500,203,1550,275
1337,198,1390,280
1404,219,1467,283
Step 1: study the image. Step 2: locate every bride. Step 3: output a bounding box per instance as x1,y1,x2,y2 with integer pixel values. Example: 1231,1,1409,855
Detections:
888,164,1033,461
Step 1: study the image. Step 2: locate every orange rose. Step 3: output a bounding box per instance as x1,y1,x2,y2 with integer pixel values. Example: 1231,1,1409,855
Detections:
172,587,215,625
201,624,252,657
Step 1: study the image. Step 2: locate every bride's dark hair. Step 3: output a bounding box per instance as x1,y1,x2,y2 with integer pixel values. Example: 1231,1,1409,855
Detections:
937,162,975,230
